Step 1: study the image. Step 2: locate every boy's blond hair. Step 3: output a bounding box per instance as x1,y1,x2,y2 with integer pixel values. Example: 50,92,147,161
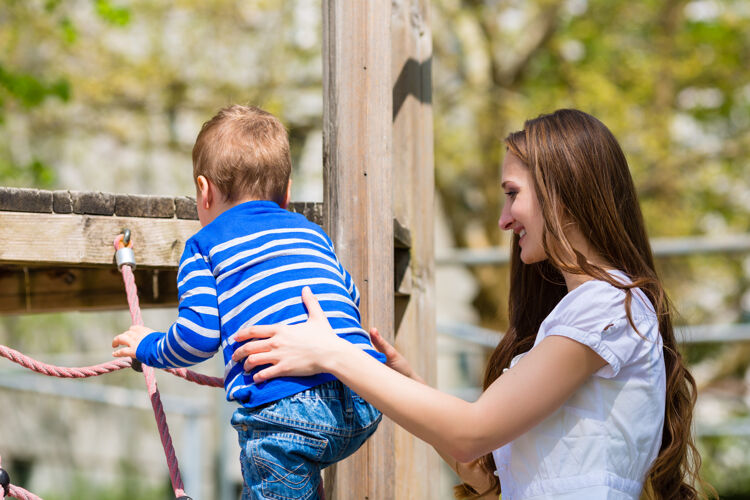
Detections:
192,105,291,204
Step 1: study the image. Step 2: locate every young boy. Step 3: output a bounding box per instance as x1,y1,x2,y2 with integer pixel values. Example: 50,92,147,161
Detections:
112,105,384,500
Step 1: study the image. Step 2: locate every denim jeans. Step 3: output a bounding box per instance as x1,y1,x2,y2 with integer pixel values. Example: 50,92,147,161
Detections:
231,380,382,500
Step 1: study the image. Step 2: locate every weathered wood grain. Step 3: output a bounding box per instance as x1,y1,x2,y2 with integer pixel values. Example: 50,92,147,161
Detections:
0,212,200,269
392,0,439,498
323,1,395,498
0,200,323,269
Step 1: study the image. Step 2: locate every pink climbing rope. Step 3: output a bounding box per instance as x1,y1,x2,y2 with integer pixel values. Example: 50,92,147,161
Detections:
0,345,131,378
5,484,42,500
112,234,221,386
0,345,221,387
5,486,42,500
116,238,187,499
0,233,226,499
0,348,218,500
165,367,222,387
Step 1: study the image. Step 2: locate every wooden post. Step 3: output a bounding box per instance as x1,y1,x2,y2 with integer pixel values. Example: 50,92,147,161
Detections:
392,0,438,498
322,1,394,499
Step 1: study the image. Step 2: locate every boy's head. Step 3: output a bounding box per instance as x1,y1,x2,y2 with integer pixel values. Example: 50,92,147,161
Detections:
192,105,292,208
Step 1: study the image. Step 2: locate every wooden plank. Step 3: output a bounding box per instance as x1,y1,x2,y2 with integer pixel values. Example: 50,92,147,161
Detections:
0,267,178,315
322,1,394,498
392,0,439,498
0,212,200,269
0,203,323,270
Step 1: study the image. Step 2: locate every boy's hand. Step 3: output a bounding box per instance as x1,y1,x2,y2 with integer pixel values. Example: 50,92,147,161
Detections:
112,325,155,359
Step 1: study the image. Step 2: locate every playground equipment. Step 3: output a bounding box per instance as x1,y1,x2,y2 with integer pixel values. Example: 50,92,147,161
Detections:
0,2,436,497
0,230,225,499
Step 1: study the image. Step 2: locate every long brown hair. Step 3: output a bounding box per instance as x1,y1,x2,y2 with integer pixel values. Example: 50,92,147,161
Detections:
458,109,708,499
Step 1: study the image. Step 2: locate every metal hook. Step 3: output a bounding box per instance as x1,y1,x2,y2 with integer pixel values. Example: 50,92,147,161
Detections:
122,228,131,247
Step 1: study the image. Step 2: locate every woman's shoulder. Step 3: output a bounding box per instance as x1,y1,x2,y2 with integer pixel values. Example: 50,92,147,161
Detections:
543,270,656,333
539,270,662,379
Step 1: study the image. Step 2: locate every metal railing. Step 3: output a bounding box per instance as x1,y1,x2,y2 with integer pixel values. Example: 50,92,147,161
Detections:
436,233,750,266
0,368,211,496
438,320,750,347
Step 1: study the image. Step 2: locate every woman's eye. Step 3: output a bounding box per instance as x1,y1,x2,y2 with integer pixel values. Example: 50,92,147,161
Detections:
504,191,517,199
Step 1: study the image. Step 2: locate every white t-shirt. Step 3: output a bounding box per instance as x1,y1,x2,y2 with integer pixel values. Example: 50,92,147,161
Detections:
492,271,666,500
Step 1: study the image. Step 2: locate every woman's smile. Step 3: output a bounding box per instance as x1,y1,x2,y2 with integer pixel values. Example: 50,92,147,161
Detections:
499,152,546,264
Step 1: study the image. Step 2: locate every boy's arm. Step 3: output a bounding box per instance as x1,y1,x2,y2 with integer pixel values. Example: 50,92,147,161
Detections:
114,239,222,369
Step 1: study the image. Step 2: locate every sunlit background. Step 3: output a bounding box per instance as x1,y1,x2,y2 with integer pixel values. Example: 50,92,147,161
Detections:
1,0,750,498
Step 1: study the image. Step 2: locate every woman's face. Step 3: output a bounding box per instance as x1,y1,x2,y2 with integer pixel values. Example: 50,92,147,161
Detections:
498,152,547,264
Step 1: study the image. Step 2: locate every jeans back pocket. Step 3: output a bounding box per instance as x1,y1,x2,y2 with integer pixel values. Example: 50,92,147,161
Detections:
248,430,327,500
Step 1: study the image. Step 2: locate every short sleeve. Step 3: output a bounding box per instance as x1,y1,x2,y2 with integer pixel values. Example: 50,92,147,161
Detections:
541,280,651,378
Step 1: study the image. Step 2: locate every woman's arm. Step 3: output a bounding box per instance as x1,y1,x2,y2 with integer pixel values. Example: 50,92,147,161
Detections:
232,287,606,462
370,327,494,492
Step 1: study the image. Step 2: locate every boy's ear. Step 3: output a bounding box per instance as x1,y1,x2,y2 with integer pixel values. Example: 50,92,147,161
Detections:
280,179,292,209
196,175,212,209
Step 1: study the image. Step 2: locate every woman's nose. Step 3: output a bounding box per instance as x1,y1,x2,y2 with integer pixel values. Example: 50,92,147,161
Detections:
498,208,514,231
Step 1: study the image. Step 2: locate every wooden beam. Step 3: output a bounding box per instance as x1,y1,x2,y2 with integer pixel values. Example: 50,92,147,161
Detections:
0,196,324,313
0,202,323,270
0,212,201,269
323,1,394,498
0,267,178,315
392,1,439,498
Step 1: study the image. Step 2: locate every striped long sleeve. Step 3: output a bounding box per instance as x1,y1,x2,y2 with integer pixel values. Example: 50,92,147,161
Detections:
136,239,221,368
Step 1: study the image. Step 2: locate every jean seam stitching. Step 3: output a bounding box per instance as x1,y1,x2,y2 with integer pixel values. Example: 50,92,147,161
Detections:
252,412,353,436
249,430,324,500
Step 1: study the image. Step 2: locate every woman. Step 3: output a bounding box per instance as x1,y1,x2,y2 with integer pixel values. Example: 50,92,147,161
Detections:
231,109,707,499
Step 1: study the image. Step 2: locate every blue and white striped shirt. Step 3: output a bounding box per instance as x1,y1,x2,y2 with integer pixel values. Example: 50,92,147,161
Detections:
136,200,386,408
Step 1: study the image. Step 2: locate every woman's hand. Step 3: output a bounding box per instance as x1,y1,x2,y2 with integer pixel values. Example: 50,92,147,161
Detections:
231,286,350,382
369,328,424,384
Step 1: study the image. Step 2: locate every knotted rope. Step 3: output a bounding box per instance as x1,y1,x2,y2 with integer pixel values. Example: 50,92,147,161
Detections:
0,232,225,499
0,344,221,388
115,234,190,499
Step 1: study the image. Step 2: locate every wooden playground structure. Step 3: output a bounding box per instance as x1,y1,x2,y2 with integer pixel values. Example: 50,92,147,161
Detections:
0,1,438,498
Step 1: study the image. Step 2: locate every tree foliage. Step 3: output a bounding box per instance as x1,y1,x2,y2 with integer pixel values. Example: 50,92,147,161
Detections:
1,0,750,495
432,0,750,330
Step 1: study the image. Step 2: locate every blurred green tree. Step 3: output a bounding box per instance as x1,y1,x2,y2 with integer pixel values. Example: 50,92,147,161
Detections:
0,0,134,186
432,0,750,327
2,0,750,495
430,0,750,494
